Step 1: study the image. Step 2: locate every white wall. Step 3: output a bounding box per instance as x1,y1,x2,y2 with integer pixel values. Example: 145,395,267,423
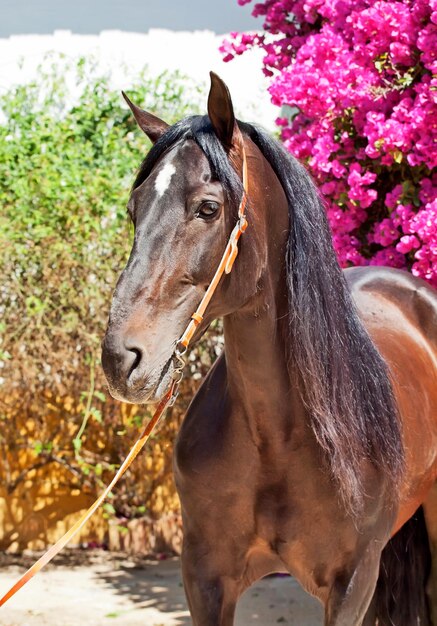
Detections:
0,29,277,129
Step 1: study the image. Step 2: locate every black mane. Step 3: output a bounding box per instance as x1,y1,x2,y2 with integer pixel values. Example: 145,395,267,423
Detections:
243,123,404,513
134,115,405,514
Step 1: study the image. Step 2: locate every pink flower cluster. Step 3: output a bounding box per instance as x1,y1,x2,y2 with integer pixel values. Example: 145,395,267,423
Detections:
222,0,437,287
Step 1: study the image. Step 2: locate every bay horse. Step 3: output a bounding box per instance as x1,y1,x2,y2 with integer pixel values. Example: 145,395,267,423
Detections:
102,73,437,625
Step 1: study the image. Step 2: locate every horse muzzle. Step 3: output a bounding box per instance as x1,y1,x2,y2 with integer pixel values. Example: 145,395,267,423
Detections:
101,331,175,404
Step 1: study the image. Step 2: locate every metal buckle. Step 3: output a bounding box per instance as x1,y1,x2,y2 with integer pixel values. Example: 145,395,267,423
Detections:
168,343,187,403
169,348,185,405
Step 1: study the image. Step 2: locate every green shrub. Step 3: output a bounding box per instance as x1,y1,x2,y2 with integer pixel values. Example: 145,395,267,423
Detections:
0,57,219,525
1,58,204,385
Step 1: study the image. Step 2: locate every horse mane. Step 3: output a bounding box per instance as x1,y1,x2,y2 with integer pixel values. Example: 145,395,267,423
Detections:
240,122,405,514
134,115,405,515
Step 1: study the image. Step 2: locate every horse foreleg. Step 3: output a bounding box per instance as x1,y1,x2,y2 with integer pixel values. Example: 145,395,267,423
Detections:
181,537,246,626
324,546,382,626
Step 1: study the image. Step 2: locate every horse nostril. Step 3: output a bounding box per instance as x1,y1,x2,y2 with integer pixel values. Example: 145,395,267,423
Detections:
126,347,142,379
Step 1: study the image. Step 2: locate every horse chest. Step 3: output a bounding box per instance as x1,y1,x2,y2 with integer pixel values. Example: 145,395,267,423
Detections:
175,404,340,538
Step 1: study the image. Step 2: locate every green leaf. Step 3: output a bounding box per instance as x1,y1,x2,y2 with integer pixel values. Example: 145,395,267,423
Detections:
89,407,102,423
33,441,43,455
393,150,403,164
93,390,106,402
102,502,116,517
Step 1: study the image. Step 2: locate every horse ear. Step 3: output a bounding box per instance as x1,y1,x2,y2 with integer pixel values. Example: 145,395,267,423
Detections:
207,72,242,151
122,91,169,143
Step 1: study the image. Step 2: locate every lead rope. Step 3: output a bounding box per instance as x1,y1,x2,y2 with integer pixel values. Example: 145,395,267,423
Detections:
0,145,249,608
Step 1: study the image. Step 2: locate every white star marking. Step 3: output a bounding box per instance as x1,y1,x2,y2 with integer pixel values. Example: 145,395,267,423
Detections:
155,162,176,197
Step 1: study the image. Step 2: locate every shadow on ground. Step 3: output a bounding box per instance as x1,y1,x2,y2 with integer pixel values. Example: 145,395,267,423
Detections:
99,557,191,625
0,551,323,625
98,556,323,625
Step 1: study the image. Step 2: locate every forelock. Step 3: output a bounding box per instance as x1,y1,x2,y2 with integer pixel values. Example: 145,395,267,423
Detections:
132,115,245,215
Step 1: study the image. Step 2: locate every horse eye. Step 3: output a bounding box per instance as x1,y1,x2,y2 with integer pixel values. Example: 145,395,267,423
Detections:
196,201,220,219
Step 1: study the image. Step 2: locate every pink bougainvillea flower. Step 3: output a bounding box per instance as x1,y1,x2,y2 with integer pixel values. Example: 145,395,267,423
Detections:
223,0,437,285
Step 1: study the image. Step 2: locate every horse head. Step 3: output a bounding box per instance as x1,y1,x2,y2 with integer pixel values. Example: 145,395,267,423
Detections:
101,73,283,404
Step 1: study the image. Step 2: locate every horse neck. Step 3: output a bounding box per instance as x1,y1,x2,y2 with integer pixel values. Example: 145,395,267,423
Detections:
223,280,290,389
223,278,307,447
222,147,305,438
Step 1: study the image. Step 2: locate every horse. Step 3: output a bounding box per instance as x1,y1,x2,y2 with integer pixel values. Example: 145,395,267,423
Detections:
101,72,437,625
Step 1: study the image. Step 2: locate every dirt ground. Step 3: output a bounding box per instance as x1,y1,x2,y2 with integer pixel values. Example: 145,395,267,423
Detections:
0,551,323,625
